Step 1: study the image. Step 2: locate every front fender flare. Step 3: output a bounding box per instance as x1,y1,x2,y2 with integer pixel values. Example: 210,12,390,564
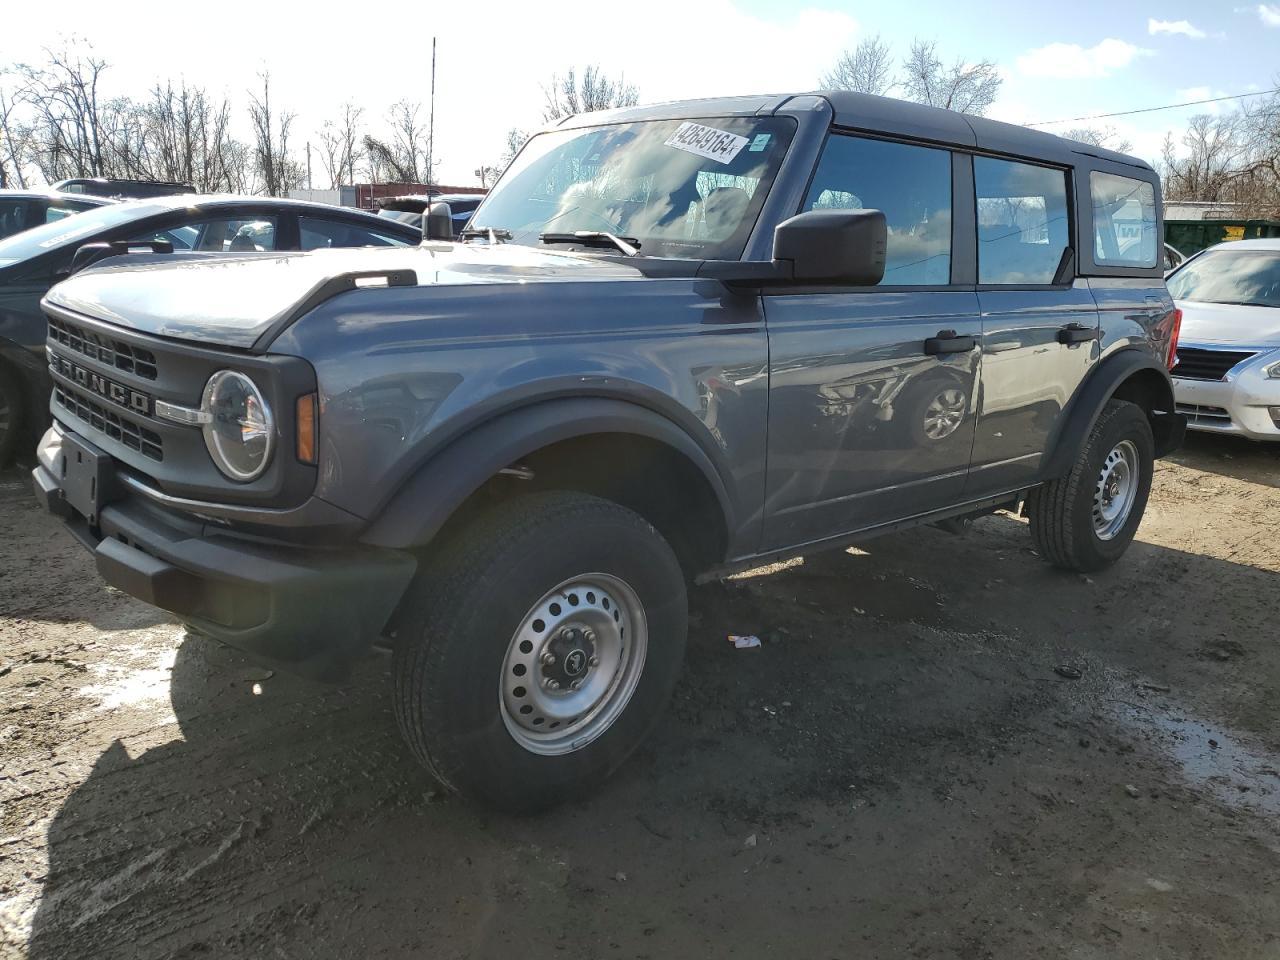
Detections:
1039,348,1183,482
359,397,737,551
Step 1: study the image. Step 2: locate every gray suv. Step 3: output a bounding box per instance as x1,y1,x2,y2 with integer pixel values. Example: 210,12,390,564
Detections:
31,93,1185,810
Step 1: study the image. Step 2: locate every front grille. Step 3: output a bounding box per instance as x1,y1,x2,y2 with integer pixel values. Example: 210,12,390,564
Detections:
48,315,158,381
1173,347,1256,381
54,384,164,461
1176,402,1232,425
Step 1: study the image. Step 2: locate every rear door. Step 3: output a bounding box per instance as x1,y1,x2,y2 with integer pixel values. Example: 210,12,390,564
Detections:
763,132,982,549
966,155,1097,495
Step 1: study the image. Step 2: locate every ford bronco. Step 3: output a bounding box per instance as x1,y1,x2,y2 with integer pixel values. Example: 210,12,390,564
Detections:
31,93,1185,810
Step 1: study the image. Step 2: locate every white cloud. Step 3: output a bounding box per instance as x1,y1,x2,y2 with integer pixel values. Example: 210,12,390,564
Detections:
1260,4,1280,26
1015,39,1151,79
1148,18,1207,37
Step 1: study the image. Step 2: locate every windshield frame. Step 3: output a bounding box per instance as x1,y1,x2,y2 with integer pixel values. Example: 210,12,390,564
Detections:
1167,247,1280,308
471,115,798,262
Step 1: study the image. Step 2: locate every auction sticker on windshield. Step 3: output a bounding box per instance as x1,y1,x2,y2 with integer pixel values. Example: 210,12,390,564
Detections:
664,122,749,165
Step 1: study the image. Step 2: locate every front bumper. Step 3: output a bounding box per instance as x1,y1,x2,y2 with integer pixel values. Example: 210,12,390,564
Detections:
33,426,417,680
1173,364,1280,442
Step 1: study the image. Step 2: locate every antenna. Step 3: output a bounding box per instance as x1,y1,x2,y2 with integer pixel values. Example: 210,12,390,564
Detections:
427,36,436,194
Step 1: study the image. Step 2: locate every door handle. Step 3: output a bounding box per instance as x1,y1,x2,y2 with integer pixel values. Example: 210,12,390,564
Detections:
1057,323,1100,345
923,330,977,355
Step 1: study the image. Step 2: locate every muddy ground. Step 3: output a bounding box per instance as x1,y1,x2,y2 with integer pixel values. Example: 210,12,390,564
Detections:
1,433,1278,960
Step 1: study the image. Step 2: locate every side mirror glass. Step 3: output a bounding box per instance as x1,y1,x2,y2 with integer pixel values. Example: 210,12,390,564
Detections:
772,209,887,285
422,201,454,242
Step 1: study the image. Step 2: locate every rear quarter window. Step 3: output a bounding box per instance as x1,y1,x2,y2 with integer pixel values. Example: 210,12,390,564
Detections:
1091,172,1157,268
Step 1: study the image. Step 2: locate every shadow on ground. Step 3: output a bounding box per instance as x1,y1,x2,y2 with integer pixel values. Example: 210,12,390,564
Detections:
23,509,1280,959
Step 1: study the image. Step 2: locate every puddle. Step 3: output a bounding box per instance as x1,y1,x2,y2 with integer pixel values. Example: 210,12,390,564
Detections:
1120,702,1280,818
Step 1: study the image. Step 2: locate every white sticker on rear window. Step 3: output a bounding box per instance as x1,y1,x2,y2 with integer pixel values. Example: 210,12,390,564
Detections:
664,122,749,165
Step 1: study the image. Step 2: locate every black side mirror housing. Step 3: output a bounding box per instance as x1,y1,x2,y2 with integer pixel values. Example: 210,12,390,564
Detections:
772,209,887,285
422,201,454,242
70,239,174,276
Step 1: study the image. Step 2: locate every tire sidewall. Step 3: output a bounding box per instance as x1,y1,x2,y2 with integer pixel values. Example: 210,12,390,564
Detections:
1070,403,1154,568
405,503,686,809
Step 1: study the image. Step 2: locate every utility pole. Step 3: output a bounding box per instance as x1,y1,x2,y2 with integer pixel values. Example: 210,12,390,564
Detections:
306,141,312,190
427,36,436,193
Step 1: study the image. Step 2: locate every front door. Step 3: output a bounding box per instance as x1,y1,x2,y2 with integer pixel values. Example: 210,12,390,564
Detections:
762,132,980,550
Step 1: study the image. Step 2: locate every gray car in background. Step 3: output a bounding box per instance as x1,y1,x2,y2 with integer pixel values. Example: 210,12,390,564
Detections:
31,92,1184,809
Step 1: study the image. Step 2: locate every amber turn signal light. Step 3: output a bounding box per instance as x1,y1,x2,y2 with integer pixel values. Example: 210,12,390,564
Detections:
296,393,318,465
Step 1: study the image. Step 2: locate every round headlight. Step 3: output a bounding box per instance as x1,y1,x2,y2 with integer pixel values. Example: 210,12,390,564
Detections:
201,370,274,481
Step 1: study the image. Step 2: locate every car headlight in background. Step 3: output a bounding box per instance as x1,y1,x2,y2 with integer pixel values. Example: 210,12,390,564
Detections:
202,370,274,481
1266,358,1280,380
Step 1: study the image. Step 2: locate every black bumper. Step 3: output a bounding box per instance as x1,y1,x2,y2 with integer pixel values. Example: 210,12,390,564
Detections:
33,430,417,681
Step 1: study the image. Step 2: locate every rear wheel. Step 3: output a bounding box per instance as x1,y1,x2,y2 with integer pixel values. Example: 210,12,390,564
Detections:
0,367,23,466
1027,399,1154,572
392,491,687,811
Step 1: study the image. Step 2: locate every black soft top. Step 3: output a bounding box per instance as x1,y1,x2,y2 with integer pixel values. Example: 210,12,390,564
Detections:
558,91,1153,175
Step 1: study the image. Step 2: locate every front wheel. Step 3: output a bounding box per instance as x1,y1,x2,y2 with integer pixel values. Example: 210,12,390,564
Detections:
1027,399,1154,572
392,491,688,811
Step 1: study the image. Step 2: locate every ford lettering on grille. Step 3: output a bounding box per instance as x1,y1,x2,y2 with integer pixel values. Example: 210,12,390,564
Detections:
50,353,152,416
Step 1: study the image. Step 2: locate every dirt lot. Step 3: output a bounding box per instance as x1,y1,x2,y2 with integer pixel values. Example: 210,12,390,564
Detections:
1,433,1279,960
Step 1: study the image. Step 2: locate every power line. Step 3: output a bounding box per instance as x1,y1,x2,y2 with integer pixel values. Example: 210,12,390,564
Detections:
1028,87,1280,126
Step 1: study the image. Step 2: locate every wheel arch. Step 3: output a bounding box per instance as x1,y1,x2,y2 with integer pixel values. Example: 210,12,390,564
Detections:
359,396,737,574
1039,348,1183,481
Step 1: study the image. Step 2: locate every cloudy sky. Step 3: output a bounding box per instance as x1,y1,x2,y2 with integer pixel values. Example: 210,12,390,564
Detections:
3,0,1278,185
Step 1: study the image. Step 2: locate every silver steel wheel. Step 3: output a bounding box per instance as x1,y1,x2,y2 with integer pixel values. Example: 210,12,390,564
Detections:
500,573,648,756
923,387,966,440
1093,439,1139,540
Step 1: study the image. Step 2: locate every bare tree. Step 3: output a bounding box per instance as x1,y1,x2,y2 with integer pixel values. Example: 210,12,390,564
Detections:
318,102,364,188
247,71,301,196
16,43,116,181
542,66,638,122
821,35,894,96
1160,113,1249,203
0,73,25,188
1061,125,1133,155
899,39,1001,116
134,81,245,191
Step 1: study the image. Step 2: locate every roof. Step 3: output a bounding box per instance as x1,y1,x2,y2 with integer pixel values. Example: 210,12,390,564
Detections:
108,193,411,221
1204,238,1280,251
557,90,1154,174
0,188,114,204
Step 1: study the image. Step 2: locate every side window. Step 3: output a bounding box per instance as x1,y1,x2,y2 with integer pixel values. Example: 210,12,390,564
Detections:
803,135,952,285
299,217,412,251
130,217,277,252
1091,171,1157,268
974,157,1070,285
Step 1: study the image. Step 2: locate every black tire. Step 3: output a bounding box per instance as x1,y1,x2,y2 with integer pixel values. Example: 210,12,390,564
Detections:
392,491,688,812
0,366,23,466
1027,399,1154,573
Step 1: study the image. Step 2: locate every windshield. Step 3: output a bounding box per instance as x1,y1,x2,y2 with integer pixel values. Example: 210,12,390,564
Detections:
472,116,795,260
0,199,171,266
1167,248,1280,308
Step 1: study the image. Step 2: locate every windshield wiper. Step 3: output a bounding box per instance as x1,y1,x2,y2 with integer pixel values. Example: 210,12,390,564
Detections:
1214,300,1278,308
459,227,512,244
539,231,641,257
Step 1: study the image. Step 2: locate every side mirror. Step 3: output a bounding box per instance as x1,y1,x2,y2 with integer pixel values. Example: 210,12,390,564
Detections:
422,201,454,242
70,239,175,276
772,209,886,285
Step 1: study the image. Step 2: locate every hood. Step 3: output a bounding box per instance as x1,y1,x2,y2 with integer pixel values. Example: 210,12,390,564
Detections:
1174,299,1280,349
43,243,647,350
